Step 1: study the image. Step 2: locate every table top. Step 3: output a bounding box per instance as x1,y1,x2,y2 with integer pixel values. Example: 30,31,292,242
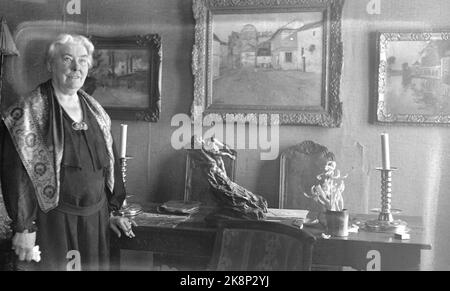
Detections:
130,203,431,250
308,214,431,250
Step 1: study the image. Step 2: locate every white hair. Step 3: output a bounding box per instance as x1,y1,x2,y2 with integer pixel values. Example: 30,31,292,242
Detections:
46,34,94,68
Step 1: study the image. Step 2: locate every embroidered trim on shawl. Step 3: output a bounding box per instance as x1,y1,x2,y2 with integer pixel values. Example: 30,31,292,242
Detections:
2,84,114,212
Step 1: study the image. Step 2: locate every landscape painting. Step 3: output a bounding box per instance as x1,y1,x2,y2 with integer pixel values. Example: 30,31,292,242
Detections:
192,0,345,127
86,48,149,108
377,32,450,125
84,34,162,122
211,12,324,108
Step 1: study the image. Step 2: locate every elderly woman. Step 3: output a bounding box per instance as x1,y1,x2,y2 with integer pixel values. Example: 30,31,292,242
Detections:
0,34,134,270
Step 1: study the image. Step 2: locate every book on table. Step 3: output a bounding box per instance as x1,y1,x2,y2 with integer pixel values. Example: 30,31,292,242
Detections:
159,200,201,215
265,208,311,228
266,208,309,220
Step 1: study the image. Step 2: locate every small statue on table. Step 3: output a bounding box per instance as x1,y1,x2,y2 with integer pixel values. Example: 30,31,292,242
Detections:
189,136,268,224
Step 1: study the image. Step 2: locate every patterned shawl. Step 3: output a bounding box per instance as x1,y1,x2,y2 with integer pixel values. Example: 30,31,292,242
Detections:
1,80,114,212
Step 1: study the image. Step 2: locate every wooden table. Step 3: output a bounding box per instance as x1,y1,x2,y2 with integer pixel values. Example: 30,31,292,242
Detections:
309,214,431,271
110,209,431,271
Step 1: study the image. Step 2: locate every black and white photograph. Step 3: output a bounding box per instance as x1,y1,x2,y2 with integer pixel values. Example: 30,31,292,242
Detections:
1,0,450,277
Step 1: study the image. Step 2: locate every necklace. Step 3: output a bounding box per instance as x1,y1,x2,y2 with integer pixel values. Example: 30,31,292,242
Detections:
72,121,88,131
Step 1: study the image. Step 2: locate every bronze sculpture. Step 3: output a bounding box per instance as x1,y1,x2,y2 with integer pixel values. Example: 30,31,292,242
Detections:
188,136,268,222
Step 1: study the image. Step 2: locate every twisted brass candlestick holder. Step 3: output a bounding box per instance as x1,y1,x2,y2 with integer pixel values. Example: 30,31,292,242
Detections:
118,157,142,218
365,167,408,233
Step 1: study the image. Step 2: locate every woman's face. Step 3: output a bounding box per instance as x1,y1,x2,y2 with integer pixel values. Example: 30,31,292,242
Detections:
50,42,90,94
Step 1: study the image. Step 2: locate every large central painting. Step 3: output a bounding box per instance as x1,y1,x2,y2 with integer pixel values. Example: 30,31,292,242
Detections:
211,12,324,108
191,0,344,127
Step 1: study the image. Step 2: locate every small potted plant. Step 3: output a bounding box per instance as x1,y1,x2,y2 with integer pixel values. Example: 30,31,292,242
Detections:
304,161,349,236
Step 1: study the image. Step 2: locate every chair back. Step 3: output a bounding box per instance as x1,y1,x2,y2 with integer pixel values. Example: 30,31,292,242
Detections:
209,220,315,271
279,141,335,211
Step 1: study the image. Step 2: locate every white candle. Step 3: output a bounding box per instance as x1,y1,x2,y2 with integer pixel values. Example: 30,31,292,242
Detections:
120,124,128,158
381,133,390,169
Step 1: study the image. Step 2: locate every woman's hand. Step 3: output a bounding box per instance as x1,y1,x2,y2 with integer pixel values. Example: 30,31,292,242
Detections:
12,230,36,262
110,216,137,238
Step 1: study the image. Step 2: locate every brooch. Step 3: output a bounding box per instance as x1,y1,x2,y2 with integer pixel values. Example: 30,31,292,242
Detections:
72,121,88,131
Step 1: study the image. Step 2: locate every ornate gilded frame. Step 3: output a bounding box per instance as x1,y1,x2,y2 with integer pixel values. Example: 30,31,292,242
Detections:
87,34,162,122
376,32,450,125
191,0,344,127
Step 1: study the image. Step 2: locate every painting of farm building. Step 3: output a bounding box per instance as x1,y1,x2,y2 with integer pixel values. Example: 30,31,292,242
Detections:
384,39,450,116
269,20,322,72
211,12,324,107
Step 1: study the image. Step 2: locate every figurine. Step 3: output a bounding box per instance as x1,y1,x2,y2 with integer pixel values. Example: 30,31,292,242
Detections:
189,136,268,221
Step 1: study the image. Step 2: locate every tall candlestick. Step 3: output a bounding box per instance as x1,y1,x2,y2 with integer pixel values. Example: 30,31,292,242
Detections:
120,124,128,158
381,133,390,169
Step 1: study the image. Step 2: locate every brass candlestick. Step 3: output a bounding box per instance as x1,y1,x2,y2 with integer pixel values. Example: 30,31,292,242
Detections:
118,157,142,218
365,167,408,233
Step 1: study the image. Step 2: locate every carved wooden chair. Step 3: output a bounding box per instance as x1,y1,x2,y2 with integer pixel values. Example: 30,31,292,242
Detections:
279,141,342,271
279,140,335,211
208,220,315,271
184,149,237,206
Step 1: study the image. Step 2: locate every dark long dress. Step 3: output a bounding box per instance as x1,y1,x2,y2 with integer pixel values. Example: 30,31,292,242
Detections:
35,99,112,271
0,88,125,271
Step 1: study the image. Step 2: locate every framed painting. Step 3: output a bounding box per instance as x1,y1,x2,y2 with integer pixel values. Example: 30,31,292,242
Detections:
191,0,344,127
84,34,162,122
376,32,450,125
